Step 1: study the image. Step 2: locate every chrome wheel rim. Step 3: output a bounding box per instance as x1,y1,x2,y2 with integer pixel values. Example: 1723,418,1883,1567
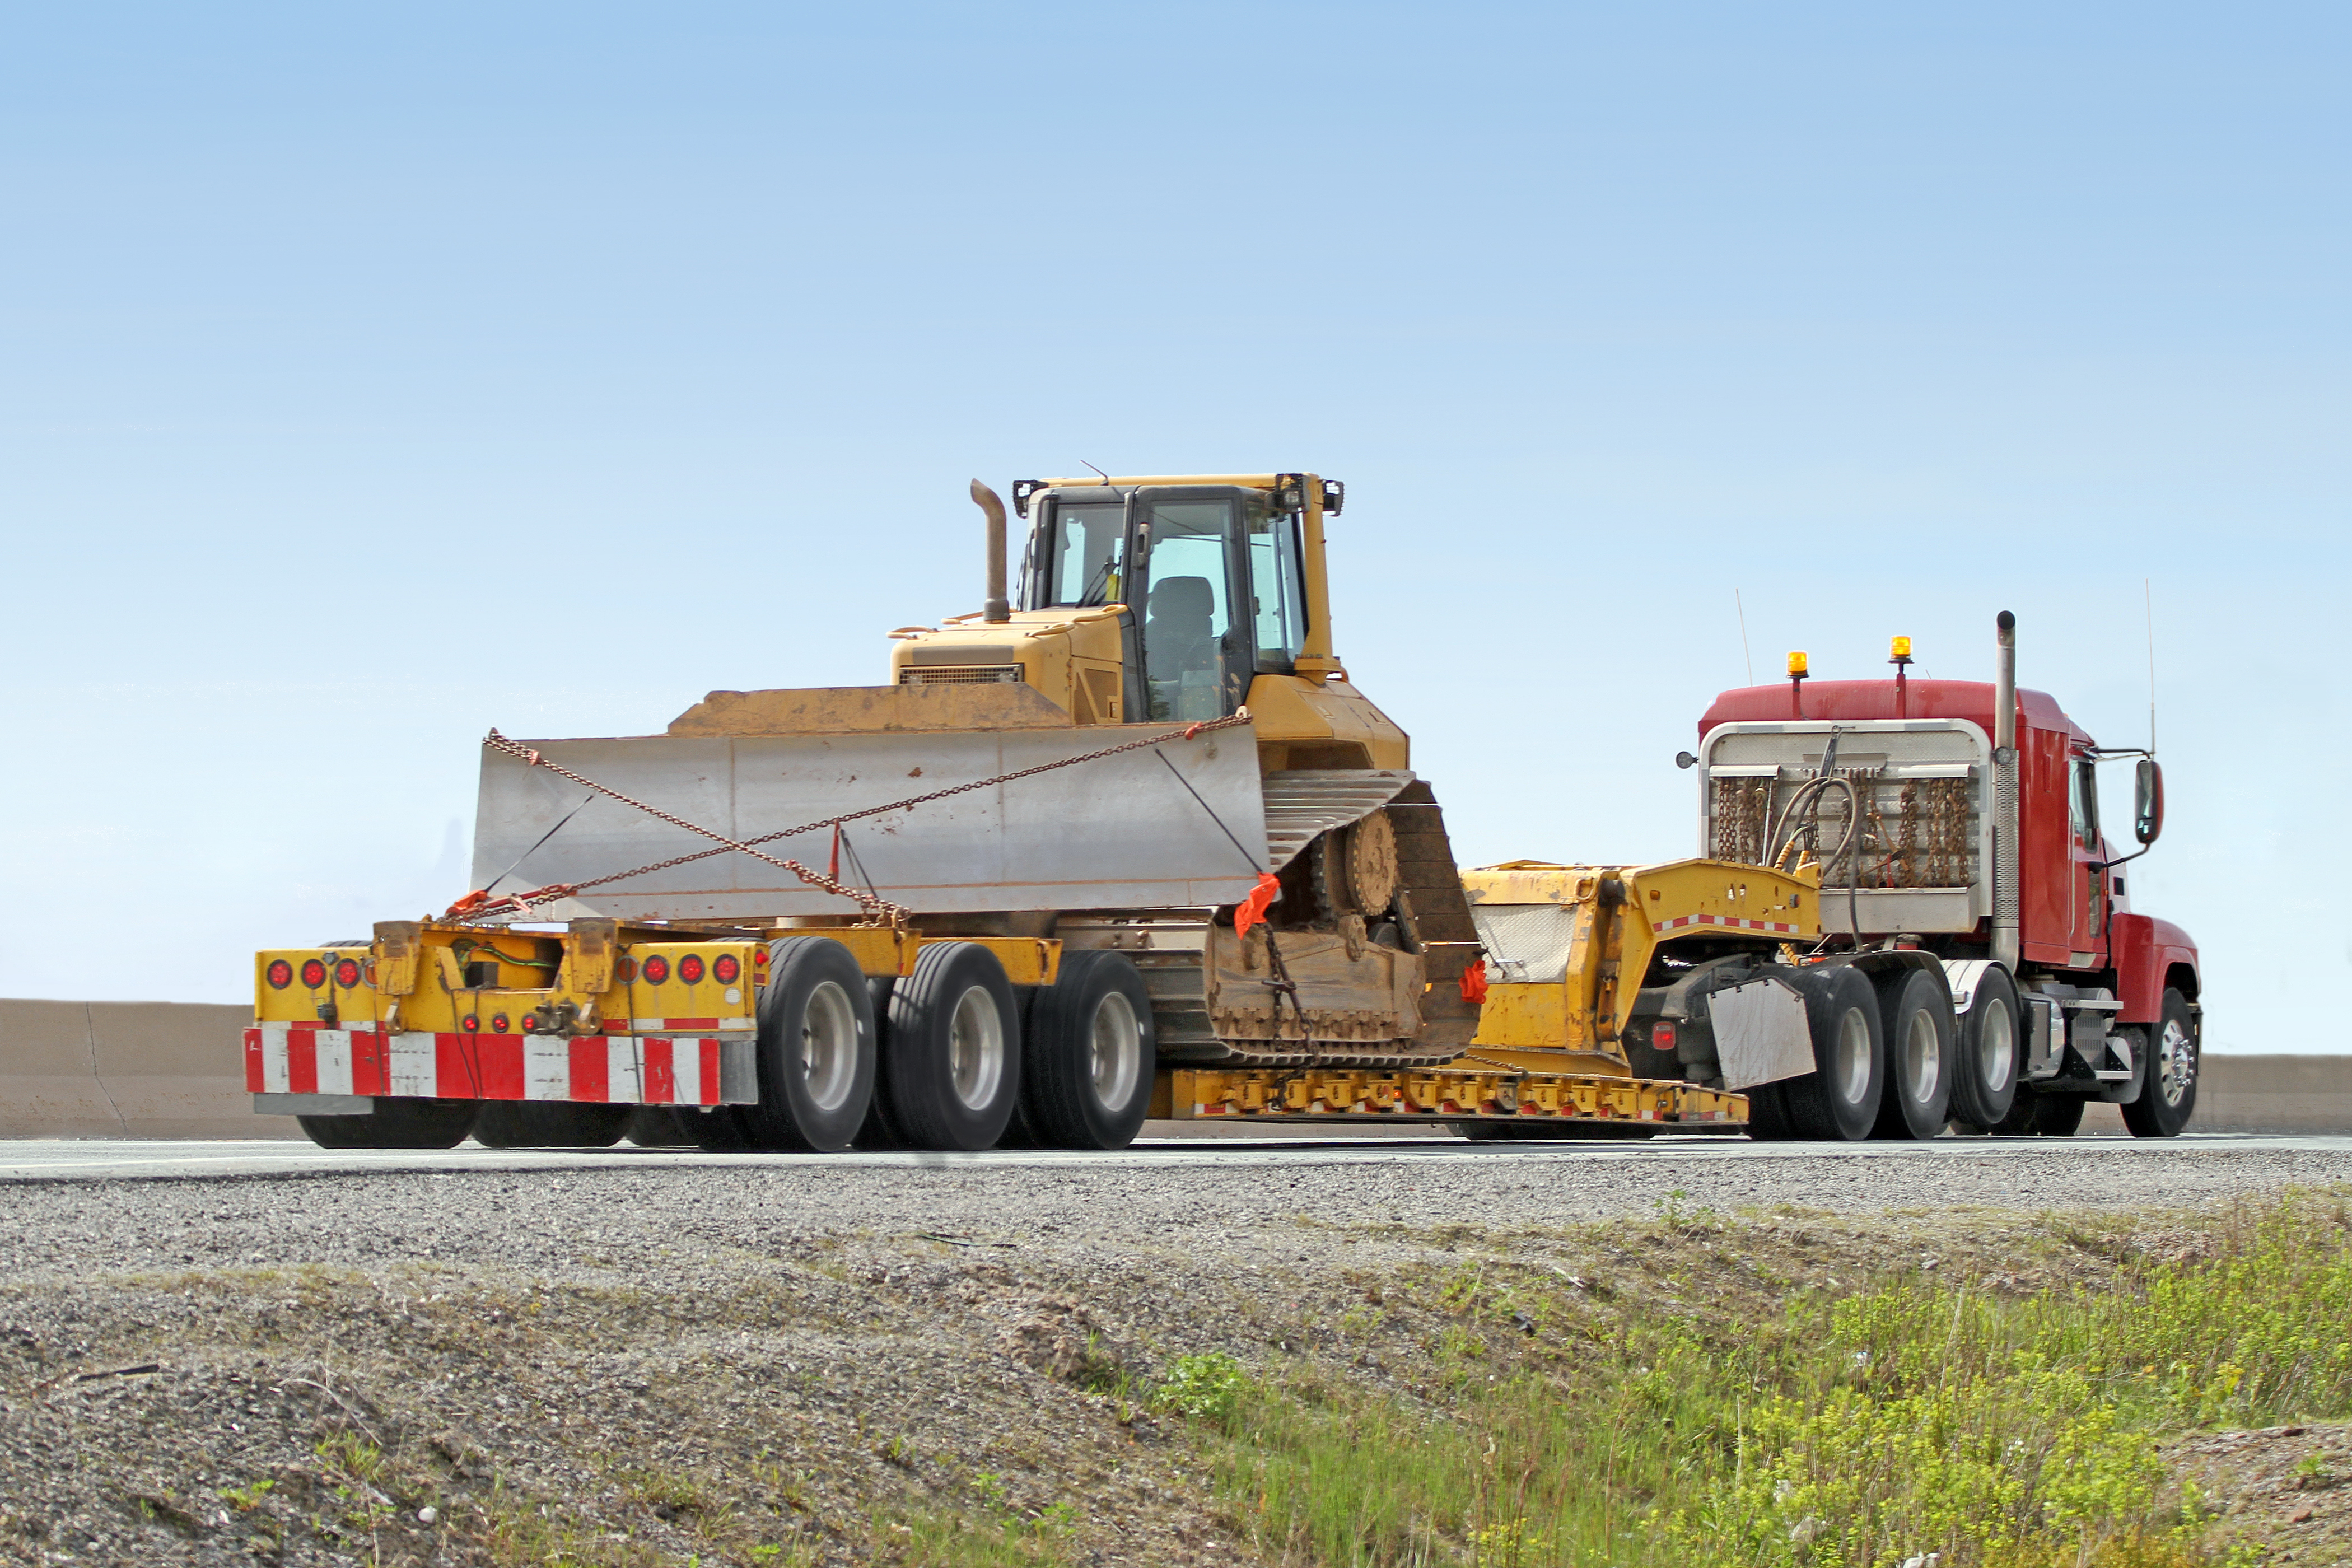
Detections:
1905,1007,1942,1105
1979,998,2014,1096
2158,1017,2195,1107
1835,1008,1873,1105
948,985,1005,1110
800,980,858,1113
1088,990,1142,1112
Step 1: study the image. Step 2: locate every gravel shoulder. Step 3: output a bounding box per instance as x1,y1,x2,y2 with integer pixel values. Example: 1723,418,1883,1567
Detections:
4,1140,2352,1566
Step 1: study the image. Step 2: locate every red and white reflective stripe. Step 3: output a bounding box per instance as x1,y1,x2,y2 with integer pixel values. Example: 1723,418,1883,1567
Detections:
623,1017,754,1033
1655,913,1802,935
245,1024,725,1107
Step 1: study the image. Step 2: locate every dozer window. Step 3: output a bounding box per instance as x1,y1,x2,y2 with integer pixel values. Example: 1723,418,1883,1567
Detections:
1246,498,1306,670
1042,502,1127,606
1139,501,1237,721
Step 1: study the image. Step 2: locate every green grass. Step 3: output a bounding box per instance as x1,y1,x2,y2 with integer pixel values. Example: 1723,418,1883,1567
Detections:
1169,1191,2352,1568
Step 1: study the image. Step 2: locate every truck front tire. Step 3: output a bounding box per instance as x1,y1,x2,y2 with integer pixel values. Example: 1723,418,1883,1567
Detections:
2121,987,2199,1138
886,942,1023,1151
1023,951,1155,1150
1781,967,1884,1141
1948,965,2022,1130
1871,968,1955,1140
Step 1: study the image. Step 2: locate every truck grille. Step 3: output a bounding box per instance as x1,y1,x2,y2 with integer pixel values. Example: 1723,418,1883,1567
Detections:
900,664,1023,686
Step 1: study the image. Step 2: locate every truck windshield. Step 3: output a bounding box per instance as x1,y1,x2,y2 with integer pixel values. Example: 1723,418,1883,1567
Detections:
1042,501,1127,606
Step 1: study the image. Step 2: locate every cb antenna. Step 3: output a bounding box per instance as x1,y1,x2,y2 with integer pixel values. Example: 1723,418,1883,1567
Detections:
2145,578,2158,756
1081,459,1113,487
1735,588,1754,685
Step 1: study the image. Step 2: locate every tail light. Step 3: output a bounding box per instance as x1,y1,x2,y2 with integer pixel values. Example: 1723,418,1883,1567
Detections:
461,1015,480,1032
490,1013,510,1034
1651,1021,1677,1051
642,955,670,985
615,955,638,984
678,954,706,984
333,958,363,988
713,953,740,985
265,959,294,989
299,958,328,988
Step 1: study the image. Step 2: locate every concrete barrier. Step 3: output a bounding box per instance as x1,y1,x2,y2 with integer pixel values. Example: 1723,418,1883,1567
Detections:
2,996,2347,1140
0,999,301,1140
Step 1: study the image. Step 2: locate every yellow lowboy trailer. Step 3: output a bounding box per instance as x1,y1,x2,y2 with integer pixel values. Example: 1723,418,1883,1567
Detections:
1167,857,1819,1135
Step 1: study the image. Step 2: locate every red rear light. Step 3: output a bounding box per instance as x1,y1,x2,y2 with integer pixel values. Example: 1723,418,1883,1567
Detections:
265,959,293,989
490,1013,510,1033
299,958,328,988
333,958,363,988
642,954,670,984
713,954,740,984
1651,1021,1676,1051
461,1015,480,1032
678,954,706,985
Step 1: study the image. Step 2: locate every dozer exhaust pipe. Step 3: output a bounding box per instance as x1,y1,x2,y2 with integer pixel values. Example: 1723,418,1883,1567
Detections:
973,480,1010,623
1991,609,2020,972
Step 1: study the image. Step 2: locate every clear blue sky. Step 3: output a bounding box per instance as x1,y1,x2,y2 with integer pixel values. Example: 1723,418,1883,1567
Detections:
3,4,2345,1052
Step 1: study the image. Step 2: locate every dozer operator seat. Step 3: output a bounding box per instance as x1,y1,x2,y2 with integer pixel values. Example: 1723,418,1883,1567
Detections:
1145,575,1221,721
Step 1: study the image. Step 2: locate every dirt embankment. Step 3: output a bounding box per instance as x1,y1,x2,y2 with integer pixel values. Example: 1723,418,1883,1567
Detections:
2,1152,2350,1566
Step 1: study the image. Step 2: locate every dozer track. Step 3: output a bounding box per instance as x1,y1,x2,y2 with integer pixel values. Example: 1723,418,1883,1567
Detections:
1060,773,1483,1070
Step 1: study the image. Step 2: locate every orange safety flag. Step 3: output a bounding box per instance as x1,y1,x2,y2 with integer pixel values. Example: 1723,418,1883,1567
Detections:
1459,959,1490,1004
1233,873,1282,939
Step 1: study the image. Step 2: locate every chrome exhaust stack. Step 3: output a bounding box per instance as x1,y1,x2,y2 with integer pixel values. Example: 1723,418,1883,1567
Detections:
1991,610,2020,972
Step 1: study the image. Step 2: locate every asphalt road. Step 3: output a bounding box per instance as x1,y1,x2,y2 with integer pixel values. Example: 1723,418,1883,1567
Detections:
6,1131,2350,1188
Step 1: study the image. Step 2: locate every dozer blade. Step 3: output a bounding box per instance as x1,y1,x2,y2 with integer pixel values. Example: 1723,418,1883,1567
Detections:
470,722,1270,921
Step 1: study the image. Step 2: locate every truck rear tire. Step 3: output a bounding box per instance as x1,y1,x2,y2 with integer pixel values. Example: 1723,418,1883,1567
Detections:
1870,968,1954,1140
1023,951,1155,1150
885,942,1023,1151
738,937,878,1152
2120,988,2198,1138
1781,967,1884,1141
473,1103,630,1149
1948,966,2022,1130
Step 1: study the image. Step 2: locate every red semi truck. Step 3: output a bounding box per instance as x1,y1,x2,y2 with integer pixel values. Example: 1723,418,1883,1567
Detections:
1681,613,2200,1136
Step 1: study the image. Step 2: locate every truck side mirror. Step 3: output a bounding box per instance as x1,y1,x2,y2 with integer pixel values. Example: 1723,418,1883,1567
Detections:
2134,758,2164,846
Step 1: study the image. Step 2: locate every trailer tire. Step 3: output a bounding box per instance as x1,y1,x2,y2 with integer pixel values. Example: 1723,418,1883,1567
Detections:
1948,966,2023,1130
473,1102,630,1149
681,1107,760,1151
2028,1090,2087,1136
2121,988,2198,1138
1781,967,1884,1141
295,1114,375,1149
1870,968,1954,1140
855,979,911,1149
885,942,1023,1151
625,1107,697,1146
1023,952,1155,1150
344,1097,476,1149
737,937,877,1153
